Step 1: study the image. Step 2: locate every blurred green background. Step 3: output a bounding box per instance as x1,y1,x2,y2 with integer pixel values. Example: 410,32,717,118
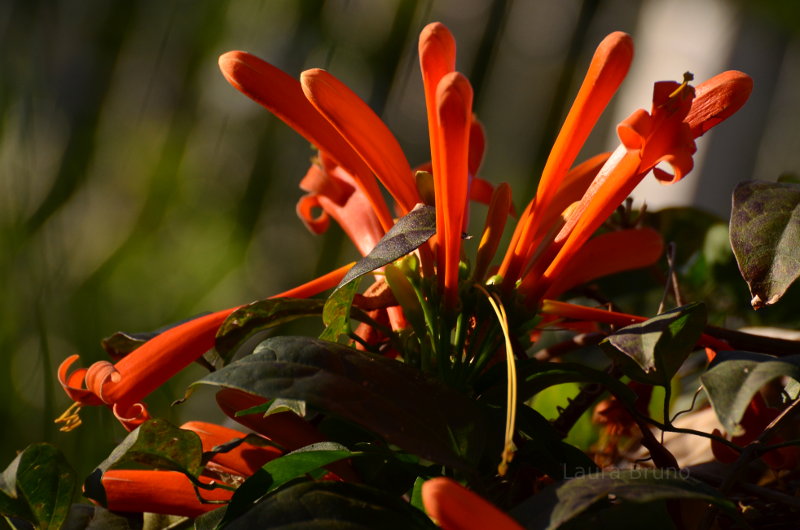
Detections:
1,0,798,480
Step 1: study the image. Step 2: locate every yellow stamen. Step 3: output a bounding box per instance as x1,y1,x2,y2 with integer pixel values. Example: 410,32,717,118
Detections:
54,402,83,432
668,71,694,99
476,284,517,476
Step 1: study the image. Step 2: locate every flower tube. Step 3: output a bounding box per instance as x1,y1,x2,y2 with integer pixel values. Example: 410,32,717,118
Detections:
57,263,353,431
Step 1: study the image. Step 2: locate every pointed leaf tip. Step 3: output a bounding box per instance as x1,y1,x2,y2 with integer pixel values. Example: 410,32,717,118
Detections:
730,180,800,309
334,204,436,291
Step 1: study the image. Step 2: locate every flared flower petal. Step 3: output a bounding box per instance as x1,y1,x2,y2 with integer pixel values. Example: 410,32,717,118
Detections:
59,308,235,422
521,71,751,304
422,477,522,530
298,157,385,256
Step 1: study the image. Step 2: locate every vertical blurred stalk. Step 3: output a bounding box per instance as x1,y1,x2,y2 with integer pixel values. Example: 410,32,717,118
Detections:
74,0,230,324
522,0,600,200
24,1,138,235
468,0,511,109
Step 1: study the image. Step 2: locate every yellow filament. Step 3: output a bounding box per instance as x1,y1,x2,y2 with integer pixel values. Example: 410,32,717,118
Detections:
54,402,83,432
476,284,517,476
668,71,694,99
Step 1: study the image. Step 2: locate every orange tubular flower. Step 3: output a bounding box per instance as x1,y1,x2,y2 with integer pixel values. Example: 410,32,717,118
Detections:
214,388,361,483
297,153,385,256
180,421,282,477
299,68,420,215
498,32,634,290
57,263,352,431
519,71,752,304
422,477,522,530
540,299,731,351
218,51,395,233
101,469,233,518
433,72,473,309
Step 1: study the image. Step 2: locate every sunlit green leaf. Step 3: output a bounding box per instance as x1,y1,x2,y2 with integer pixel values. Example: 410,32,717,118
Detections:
334,204,436,292
320,279,360,344
83,419,204,508
215,298,327,363
477,359,637,407
730,180,800,309
193,336,487,470
701,351,800,435
600,303,707,386
0,444,77,529
219,442,360,526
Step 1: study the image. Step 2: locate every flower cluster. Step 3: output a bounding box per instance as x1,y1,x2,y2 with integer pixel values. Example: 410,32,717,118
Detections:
54,21,753,526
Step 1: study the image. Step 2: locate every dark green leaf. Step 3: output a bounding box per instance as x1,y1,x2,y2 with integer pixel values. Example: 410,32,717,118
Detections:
192,336,487,470
215,298,327,363
701,351,800,435
223,481,436,530
61,504,140,530
334,204,436,292
193,506,226,530
600,303,707,386
83,419,204,507
546,469,738,530
320,280,360,343
0,444,77,529
730,180,800,309
515,407,599,480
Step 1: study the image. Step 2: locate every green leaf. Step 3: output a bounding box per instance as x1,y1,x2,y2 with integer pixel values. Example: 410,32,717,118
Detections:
192,336,487,470
319,279,360,344
701,351,800,435
334,204,436,292
261,443,358,494
222,481,436,529
62,504,141,530
545,469,738,529
730,180,800,309
219,442,361,526
83,419,204,507
215,298,327,363
476,359,637,407
600,303,707,386
515,407,599,480
0,444,77,529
